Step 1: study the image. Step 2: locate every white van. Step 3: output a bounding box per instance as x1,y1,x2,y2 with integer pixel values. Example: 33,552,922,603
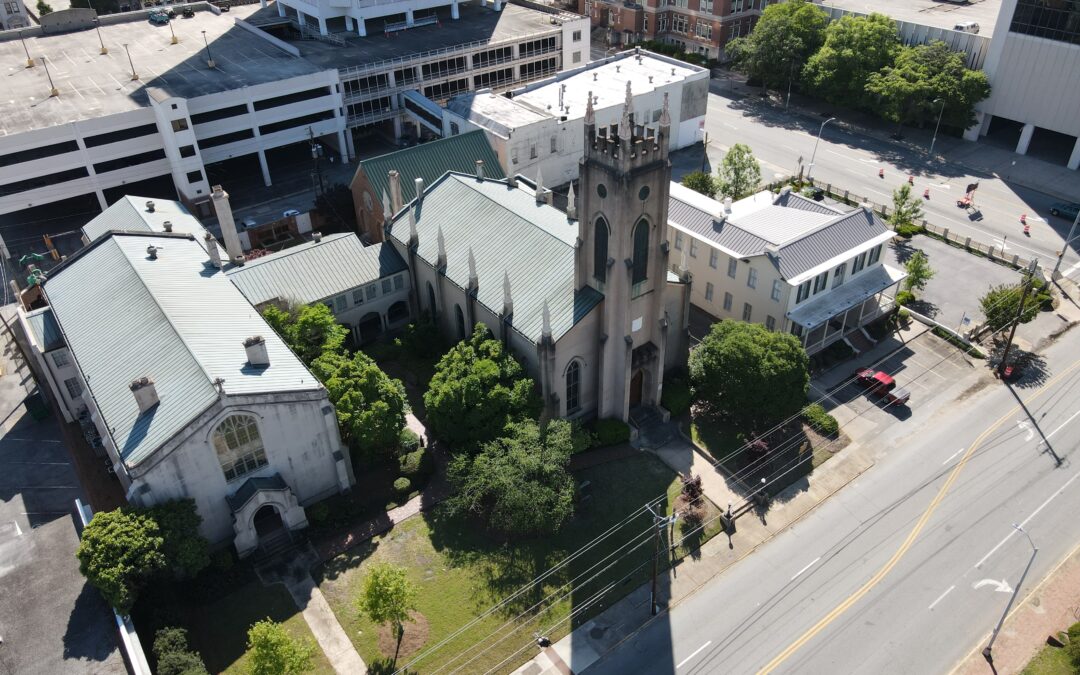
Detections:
954,21,980,33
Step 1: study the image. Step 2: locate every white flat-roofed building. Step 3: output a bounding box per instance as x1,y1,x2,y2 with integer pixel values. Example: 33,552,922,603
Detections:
445,48,708,186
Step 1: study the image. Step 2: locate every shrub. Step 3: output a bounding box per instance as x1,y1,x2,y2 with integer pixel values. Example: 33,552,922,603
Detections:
398,448,433,479
153,627,190,658
396,313,445,359
307,502,330,525
592,418,631,447
894,223,925,237
898,308,911,322
895,290,915,306
661,378,692,417
393,477,412,497
399,427,421,454
802,403,839,436
1068,621,1080,667
153,626,208,675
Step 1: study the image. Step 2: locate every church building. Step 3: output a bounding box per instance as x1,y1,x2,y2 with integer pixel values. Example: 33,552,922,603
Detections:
385,86,690,422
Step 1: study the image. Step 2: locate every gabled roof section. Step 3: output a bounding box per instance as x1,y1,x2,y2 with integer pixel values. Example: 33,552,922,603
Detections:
81,196,217,250
23,307,64,352
226,234,408,307
44,233,317,467
386,172,589,342
352,131,505,208
777,207,892,280
773,189,849,216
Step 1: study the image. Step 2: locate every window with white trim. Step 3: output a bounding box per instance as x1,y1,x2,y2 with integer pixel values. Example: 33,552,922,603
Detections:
747,267,757,289
353,289,364,304
867,244,882,265
709,249,719,269
832,263,846,289
723,292,733,311
796,280,811,303
766,315,776,331
394,274,404,290
689,239,698,258
566,360,581,414
742,302,752,321
213,415,268,482
705,281,714,301
382,278,392,294
771,279,782,301
674,231,684,250
64,377,83,399
812,270,828,294
52,351,70,368
334,295,347,313
852,251,867,274
727,257,737,278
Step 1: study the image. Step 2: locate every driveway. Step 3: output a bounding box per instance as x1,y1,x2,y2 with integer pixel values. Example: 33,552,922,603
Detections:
0,313,125,675
889,235,1022,331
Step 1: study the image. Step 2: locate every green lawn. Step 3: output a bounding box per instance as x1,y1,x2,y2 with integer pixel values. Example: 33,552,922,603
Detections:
1021,644,1076,675
315,454,721,674
183,581,334,675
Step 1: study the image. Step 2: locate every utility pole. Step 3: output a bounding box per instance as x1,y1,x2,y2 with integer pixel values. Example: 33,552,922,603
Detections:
308,127,324,198
645,504,677,616
998,258,1038,377
700,130,709,173
806,117,836,183
1051,208,1080,279
984,524,1038,665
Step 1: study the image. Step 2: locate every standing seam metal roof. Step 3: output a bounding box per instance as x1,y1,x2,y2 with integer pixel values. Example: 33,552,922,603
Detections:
387,172,600,342
81,196,217,248
353,131,505,208
226,234,408,307
23,307,64,352
44,233,318,467
775,208,891,280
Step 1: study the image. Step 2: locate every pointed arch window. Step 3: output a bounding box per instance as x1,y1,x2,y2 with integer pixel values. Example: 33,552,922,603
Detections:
594,217,609,283
455,304,466,341
565,360,581,414
213,415,268,482
632,218,650,285
426,281,437,317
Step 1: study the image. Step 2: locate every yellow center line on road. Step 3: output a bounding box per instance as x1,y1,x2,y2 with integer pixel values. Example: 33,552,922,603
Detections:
757,357,1080,675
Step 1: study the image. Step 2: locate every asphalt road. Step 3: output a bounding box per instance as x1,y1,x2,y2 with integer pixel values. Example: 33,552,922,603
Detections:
686,84,1080,275
587,329,1080,675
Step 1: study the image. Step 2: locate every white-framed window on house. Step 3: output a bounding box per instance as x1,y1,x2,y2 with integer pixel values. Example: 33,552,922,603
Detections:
213,414,269,482
381,278,392,294
742,302,752,321
709,249,719,269
334,295,347,313
64,377,83,399
573,51,582,64
673,14,688,33
766,315,776,331
394,274,404,290
52,351,70,368
747,267,757,289
353,289,364,304
812,270,828,294
832,263,847,289
796,280,811,303
723,292,733,311
658,14,668,32
695,22,712,39
572,29,582,41
700,0,712,12
705,281,714,301
674,231,684,250
643,16,649,31
771,279,782,301
727,257,738,278
689,239,698,258
867,244,882,265
366,284,377,300
852,251,867,274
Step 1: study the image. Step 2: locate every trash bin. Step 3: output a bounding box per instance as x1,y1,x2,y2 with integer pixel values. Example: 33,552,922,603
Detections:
24,391,50,421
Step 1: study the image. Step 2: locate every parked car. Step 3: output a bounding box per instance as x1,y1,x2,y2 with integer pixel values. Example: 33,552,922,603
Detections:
282,209,301,218
854,368,911,406
953,21,980,33
148,9,169,23
1049,201,1080,221
181,5,194,16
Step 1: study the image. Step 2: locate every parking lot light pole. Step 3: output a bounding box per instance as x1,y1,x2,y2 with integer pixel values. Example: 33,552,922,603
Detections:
983,524,1038,665
202,30,215,69
94,19,107,54
929,98,945,155
1052,209,1080,279
806,117,836,183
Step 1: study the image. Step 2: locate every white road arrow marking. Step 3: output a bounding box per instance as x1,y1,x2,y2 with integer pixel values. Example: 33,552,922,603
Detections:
1017,420,1034,441
973,578,1014,594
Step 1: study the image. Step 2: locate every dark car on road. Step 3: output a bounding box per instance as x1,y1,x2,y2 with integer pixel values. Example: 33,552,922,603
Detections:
1049,202,1080,221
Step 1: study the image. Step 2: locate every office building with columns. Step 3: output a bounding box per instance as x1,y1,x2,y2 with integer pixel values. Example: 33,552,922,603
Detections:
965,0,1080,170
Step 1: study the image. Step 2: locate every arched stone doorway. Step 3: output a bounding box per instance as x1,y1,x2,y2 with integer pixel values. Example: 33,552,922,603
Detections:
253,504,292,555
387,300,410,325
629,370,644,408
356,311,383,344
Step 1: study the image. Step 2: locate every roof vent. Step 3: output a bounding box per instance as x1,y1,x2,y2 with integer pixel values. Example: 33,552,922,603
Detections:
162,220,173,232
244,335,270,367
724,197,733,213
414,177,425,203
146,244,160,259
313,231,322,243
672,68,676,76
593,72,598,81
129,376,159,413
648,75,653,83
205,232,222,269
616,65,620,73
475,159,485,180
507,174,517,189
145,200,155,213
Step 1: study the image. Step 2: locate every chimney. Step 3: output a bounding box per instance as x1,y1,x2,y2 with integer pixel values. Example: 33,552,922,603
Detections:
414,177,425,204
388,170,403,215
129,376,159,413
244,335,270,367
535,168,545,205
162,220,173,233
724,197,733,214
507,174,517,189
145,200,155,213
205,232,223,269
475,159,485,180
313,231,323,243
211,185,244,265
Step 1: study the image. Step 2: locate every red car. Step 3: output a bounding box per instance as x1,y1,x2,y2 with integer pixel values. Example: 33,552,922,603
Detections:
854,368,911,406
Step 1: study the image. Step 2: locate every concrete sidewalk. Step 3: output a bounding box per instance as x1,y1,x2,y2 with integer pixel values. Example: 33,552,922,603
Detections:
511,434,875,675
952,541,1080,675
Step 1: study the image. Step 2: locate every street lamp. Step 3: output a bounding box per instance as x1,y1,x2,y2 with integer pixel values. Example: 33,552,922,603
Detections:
123,43,137,81
202,30,215,69
983,524,1038,665
94,18,107,54
929,98,946,156
19,30,34,68
805,117,836,183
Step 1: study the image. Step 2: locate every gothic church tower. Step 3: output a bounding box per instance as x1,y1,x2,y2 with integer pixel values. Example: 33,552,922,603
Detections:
575,84,674,421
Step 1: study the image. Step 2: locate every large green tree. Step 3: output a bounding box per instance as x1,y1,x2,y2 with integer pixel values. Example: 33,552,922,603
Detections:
680,171,718,198
142,499,210,580
446,419,576,536
311,350,407,457
889,183,924,231
716,144,761,200
689,320,810,430
356,563,419,663
803,13,901,109
423,324,540,452
262,303,348,365
76,509,167,614
728,0,828,92
903,250,935,292
980,282,1041,332
247,620,315,675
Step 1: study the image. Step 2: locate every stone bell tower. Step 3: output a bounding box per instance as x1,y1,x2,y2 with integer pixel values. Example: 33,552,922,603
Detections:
575,84,674,421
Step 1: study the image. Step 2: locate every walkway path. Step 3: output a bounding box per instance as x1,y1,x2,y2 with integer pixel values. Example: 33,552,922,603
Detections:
647,434,740,512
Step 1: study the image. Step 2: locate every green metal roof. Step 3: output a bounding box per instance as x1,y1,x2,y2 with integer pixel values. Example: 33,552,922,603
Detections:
23,307,64,352
353,131,505,208
226,234,407,307
387,172,601,343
